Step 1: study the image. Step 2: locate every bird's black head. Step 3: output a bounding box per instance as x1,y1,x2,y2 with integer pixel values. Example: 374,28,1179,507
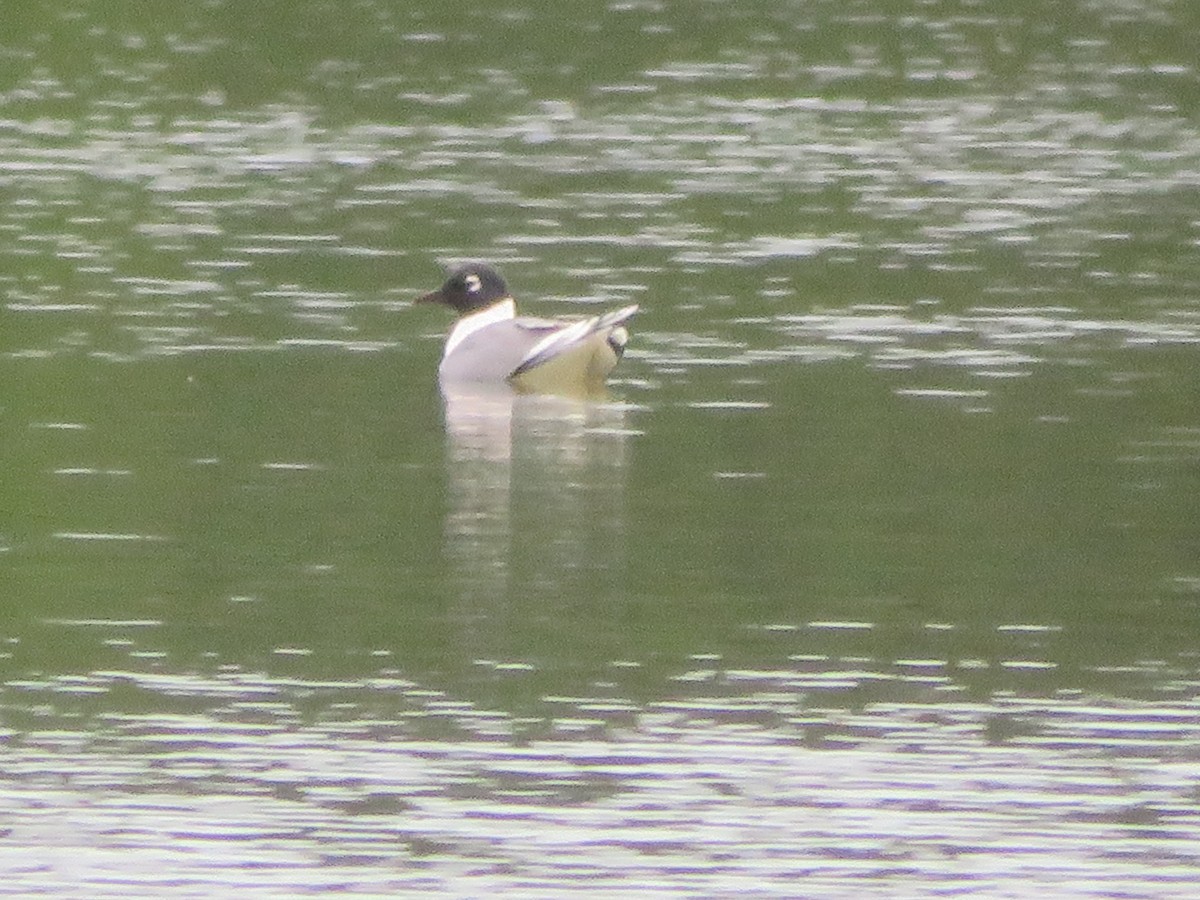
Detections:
417,263,511,314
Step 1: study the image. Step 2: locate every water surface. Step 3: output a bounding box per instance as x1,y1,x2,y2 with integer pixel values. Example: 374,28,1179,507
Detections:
3,1,1200,896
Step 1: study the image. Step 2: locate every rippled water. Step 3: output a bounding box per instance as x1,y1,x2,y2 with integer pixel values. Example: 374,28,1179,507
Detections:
3,1,1200,896
4,690,1200,896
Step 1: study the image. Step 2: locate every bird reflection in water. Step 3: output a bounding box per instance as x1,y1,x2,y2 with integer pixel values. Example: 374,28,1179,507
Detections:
439,382,634,633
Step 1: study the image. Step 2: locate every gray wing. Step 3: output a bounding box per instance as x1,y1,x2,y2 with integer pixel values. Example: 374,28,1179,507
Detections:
438,318,562,382
510,305,639,379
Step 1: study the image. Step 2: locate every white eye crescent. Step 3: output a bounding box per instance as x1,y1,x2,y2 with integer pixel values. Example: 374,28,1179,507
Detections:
465,274,482,293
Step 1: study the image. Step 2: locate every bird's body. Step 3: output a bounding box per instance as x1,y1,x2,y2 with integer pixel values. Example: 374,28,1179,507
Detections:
418,264,637,392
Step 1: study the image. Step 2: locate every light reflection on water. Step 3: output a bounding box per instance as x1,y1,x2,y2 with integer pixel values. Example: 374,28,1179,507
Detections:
2,670,1199,896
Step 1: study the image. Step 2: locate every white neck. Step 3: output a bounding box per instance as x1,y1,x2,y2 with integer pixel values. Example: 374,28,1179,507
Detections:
443,298,515,359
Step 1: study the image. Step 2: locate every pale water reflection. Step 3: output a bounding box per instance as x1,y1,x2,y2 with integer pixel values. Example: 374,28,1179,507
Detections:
441,384,634,619
1,683,1199,897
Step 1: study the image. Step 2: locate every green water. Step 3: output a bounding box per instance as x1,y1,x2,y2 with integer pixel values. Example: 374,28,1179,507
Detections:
2,2,1199,895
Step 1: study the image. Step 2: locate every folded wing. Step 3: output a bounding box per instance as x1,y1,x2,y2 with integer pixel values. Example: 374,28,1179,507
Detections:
510,305,639,380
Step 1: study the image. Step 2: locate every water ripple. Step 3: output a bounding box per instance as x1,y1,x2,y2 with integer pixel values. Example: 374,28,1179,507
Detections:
1,694,1198,897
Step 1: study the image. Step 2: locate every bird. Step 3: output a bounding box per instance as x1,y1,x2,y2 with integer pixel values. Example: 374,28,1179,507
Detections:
417,263,638,392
